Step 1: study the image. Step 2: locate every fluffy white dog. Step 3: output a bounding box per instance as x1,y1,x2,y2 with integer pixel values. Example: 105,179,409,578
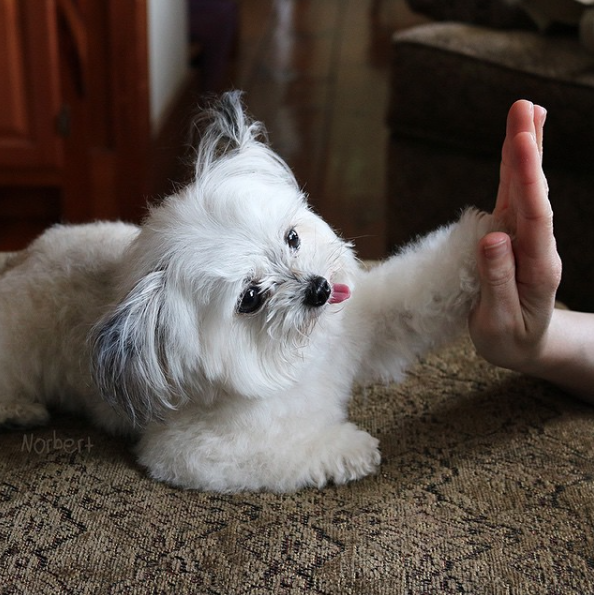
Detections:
0,92,494,492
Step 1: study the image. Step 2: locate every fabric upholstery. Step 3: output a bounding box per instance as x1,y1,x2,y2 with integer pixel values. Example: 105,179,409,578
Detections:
387,22,594,311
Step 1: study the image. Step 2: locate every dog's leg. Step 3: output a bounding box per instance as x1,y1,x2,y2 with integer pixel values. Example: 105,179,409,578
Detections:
296,422,381,489
0,333,50,429
0,398,50,429
350,208,495,383
136,412,380,493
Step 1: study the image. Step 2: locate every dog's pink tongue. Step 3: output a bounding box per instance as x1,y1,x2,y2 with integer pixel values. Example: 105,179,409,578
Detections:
329,283,351,304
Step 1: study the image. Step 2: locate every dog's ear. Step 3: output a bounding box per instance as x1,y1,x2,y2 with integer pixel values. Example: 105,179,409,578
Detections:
90,270,181,427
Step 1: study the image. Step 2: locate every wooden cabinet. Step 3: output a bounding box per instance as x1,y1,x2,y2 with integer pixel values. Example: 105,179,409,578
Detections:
0,0,62,179
0,0,189,250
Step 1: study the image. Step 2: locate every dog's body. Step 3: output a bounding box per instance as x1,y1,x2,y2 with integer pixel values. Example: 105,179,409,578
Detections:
0,92,494,492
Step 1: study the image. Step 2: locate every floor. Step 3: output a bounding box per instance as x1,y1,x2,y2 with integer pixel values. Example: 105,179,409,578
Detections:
224,0,427,259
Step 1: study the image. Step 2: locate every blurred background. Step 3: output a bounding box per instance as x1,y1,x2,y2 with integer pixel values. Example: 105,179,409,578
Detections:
0,0,427,259
3,0,594,313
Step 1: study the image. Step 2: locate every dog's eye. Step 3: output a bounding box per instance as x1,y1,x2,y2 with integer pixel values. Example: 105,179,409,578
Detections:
286,229,300,252
237,285,266,314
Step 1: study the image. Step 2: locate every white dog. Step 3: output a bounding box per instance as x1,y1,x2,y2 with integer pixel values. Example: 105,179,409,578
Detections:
0,92,494,492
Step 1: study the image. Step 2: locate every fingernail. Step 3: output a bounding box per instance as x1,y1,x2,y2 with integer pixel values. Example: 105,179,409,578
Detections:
483,237,509,260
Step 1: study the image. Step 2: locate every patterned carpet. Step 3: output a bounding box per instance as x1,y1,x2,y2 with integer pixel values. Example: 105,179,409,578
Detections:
1,335,593,594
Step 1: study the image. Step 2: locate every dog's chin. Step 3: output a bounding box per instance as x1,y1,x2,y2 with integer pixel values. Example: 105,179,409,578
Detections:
222,353,303,400
200,340,303,401
199,304,336,401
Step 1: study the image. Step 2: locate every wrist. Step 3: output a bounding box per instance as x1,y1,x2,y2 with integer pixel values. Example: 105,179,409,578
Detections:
514,308,586,388
504,309,560,379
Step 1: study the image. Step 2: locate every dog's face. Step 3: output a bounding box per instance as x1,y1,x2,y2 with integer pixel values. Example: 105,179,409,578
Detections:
92,92,357,425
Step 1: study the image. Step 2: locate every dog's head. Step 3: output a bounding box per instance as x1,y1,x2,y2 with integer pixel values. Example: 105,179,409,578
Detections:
91,91,357,426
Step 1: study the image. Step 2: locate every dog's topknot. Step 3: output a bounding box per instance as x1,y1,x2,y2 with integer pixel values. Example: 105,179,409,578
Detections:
191,91,298,196
194,91,267,175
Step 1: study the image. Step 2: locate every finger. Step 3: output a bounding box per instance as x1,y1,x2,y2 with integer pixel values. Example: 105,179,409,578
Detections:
506,99,536,139
508,130,561,299
475,232,520,324
495,157,511,220
495,100,536,218
533,105,546,159
510,131,553,262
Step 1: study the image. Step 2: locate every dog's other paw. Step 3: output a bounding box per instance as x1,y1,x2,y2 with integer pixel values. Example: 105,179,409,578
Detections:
138,419,381,493
307,423,381,488
0,401,50,430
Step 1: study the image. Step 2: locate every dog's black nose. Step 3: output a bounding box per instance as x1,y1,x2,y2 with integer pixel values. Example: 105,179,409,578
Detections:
304,276,332,308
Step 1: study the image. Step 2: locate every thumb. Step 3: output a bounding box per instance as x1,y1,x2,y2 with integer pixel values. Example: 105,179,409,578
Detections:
475,232,519,317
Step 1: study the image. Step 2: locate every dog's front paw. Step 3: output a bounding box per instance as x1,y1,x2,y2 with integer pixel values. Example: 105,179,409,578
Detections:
137,417,381,493
309,423,381,488
453,208,498,299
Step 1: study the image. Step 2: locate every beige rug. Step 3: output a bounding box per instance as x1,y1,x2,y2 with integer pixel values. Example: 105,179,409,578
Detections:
1,333,593,594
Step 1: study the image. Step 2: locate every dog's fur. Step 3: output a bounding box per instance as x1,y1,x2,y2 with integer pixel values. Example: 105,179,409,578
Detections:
0,92,495,492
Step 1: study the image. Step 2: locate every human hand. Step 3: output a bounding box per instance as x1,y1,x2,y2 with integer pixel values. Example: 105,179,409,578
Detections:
469,100,562,374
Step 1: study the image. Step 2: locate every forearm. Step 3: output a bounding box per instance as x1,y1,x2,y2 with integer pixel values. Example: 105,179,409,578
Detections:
521,309,594,404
